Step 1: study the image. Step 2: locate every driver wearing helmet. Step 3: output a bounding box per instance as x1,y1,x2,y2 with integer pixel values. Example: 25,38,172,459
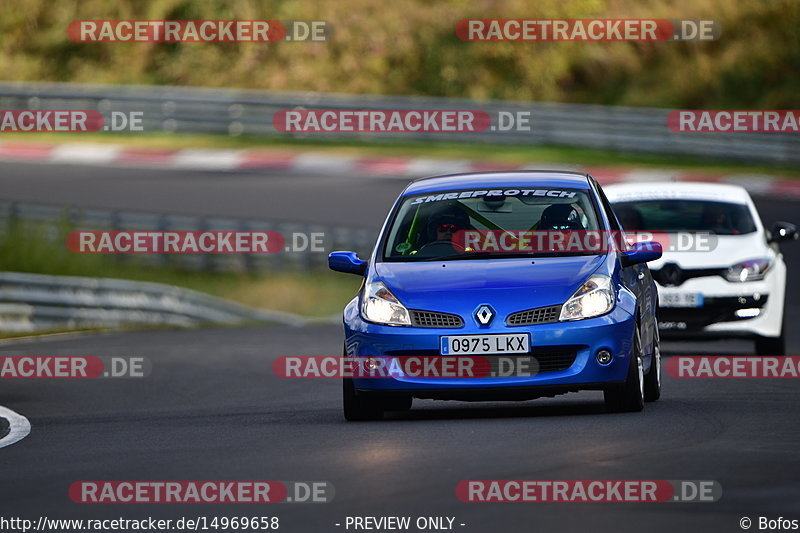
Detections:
425,207,471,245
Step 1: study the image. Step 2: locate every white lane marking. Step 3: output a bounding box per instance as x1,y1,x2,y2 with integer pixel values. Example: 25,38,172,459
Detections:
0,405,31,449
406,158,471,176
723,174,776,195
619,169,680,182
172,149,245,170
520,161,582,171
50,143,123,165
292,153,357,173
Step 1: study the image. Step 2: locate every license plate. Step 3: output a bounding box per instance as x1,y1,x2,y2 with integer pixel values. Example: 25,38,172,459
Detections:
660,292,704,308
440,334,530,355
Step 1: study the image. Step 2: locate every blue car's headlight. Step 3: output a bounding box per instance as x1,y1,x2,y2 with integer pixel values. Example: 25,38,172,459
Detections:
361,281,412,326
560,275,615,321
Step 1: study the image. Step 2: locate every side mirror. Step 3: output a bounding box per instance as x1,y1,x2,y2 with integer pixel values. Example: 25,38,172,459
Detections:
621,241,662,267
768,222,798,243
328,251,367,276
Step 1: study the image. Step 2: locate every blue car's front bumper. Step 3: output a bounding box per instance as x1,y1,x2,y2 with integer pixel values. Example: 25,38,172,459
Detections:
343,299,637,400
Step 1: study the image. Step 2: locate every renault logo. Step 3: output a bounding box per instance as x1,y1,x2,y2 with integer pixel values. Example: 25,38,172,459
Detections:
475,305,495,326
661,263,683,287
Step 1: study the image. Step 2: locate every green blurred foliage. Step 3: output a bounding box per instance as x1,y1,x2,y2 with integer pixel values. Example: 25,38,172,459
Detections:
0,220,360,316
0,0,797,107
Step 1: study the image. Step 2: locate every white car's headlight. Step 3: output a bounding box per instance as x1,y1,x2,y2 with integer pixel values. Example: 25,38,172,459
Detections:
560,274,615,321
724,258,771,282
361,281,411,326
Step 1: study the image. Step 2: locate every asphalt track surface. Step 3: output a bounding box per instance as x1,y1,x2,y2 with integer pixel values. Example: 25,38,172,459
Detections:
0,160,799,533
0,161,401,229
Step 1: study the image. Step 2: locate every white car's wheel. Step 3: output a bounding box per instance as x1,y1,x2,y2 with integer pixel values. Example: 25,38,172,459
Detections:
755,332,786,355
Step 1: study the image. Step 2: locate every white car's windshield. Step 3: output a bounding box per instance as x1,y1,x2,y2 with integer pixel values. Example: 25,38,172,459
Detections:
612,199,757,235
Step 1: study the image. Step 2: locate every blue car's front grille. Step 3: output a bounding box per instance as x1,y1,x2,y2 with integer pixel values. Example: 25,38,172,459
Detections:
506,305,561,326
410,310,464,328
383,347,580,375
527,348,579,373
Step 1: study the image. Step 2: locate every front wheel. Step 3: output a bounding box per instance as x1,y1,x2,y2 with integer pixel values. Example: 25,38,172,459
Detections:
643,326,661,402
755,332,785,356
604,325,645,413
343,378,384,421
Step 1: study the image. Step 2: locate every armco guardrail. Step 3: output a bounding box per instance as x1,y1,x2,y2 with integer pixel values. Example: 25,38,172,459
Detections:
0,82,797,164
0,271,325,333
0,200,375,273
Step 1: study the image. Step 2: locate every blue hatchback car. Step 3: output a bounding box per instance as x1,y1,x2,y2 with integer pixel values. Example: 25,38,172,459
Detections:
329,171,663,420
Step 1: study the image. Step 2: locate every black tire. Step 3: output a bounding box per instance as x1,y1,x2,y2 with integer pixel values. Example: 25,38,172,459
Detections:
604,324,645,413
643,325,661,402
381,395,413,412
755,333,785,356
343,377,384,421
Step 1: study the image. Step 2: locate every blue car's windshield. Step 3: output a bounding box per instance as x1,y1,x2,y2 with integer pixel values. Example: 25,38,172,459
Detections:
382,187,602,261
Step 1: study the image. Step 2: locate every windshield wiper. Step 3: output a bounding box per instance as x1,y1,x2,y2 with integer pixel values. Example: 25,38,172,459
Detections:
417,254,475,262
418,253,533,261
417,251,602,261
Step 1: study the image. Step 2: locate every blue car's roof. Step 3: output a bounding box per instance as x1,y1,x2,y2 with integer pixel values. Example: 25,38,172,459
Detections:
403,171,591,196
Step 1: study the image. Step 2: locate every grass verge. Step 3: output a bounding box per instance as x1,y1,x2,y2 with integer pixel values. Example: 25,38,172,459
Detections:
0,222,360,318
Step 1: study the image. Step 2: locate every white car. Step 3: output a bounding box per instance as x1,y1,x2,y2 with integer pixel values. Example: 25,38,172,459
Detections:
605,182,797,354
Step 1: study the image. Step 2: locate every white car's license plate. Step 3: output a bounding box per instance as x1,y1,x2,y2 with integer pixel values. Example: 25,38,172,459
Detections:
660,292,704,308
440,334,530,355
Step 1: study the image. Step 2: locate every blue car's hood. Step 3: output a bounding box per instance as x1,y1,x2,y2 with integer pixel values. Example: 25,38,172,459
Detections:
373,255,607,314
